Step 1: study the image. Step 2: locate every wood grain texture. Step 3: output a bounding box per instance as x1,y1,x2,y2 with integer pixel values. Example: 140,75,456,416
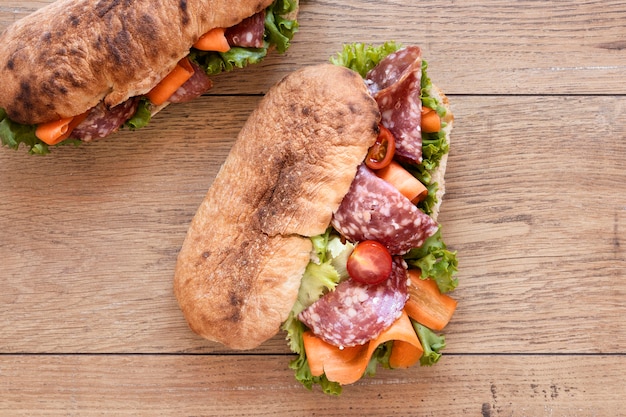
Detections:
0,355,623,416
1,0,625,414
4,1,626,95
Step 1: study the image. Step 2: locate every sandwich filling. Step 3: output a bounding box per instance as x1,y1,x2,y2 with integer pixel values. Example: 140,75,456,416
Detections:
281,42,458,395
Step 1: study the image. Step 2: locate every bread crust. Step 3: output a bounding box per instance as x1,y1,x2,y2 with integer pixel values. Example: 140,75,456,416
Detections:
0,0,274,125
174,64,380,349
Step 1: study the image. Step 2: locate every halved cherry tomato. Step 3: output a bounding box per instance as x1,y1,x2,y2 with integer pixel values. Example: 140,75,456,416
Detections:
365,125,396,170
346,240,393,285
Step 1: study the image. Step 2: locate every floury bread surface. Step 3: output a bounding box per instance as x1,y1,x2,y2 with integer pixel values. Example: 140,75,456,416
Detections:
174,64,380,349
0,0,274,124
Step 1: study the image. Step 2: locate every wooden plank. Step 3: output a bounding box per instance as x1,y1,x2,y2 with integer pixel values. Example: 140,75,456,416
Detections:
0,354,623,415
0,1,625,95
1,95,624,354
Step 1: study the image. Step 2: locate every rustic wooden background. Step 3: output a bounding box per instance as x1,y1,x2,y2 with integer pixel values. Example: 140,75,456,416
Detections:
1,0,624,415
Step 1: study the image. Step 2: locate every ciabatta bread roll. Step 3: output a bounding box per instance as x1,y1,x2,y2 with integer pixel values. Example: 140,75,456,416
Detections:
174,64,380,349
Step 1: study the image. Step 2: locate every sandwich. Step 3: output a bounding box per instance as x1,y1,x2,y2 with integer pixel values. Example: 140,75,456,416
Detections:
174,42,458,394
0,0,298,154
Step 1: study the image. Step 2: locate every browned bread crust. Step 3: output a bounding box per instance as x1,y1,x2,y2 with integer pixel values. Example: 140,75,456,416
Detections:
0,0,274,125
173,64,380,349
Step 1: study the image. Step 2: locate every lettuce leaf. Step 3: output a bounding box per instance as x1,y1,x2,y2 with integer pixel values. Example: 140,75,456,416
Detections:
264,0,299,54
330,41,402,78
0,109,49,155
413,321,446,366
124,99,152,130
404,227,458,294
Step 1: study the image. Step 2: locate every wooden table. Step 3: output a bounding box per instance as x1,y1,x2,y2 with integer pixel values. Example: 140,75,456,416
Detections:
1,0,624,415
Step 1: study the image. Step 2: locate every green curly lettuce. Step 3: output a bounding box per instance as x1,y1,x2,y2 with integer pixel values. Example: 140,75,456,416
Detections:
330,41,402,78
124,99,152,130
404,227,458,294
0,109,46,155
264,0,299,53
413,322,446,366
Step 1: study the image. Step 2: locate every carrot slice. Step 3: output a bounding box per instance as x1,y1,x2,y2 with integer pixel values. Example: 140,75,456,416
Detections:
405,269,457,331
193,27,231,52
375,160,428,203
388,335,424,369
146,57,195,105
421,106,441,133
303,310,423,385
302,332,364,379
35,111,89,145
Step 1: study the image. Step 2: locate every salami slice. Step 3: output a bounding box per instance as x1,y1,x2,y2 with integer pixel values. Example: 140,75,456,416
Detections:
298,257,409,347
226,11,266,48
366,46,423,163
167,62,213,104
70,98,139,142
331,165,438,255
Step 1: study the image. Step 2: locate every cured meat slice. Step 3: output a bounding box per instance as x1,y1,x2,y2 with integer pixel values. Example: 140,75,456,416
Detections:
298,258,409,347
70,98,139,142
167,62,213,104
366,46,423,163
331,165,438,255
225,11,266,48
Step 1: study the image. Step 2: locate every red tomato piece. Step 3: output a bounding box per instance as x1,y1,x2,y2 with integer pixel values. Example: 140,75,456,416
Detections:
365,125,396,170
346,240,393,285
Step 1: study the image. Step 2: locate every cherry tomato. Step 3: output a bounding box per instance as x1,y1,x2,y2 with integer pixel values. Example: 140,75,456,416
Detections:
346,240,393,285
365,125,396,170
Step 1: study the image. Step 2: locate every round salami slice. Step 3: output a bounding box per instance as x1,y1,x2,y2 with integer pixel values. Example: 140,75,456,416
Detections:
298,257,409,347
366,46,423,164
167,62,213,104
70,98,139,142
225,11,266,49
331,165,438,255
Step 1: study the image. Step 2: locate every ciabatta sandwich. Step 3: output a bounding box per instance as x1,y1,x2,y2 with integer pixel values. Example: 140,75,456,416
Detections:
0,0,298,154
174,43,458,394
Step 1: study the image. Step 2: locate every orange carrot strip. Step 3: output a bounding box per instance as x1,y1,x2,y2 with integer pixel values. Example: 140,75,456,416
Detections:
146,57,195,105
303,310,423,385
421,106,441,133
35,111,89,146
303,332,364,379
405,269,458,331
375,160,428,203
388,335,424,369
35,117,74,145
193,27,231,52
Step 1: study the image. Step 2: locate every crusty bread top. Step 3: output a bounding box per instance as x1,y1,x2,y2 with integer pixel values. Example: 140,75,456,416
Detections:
174,64,380,349
0,0,273,125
